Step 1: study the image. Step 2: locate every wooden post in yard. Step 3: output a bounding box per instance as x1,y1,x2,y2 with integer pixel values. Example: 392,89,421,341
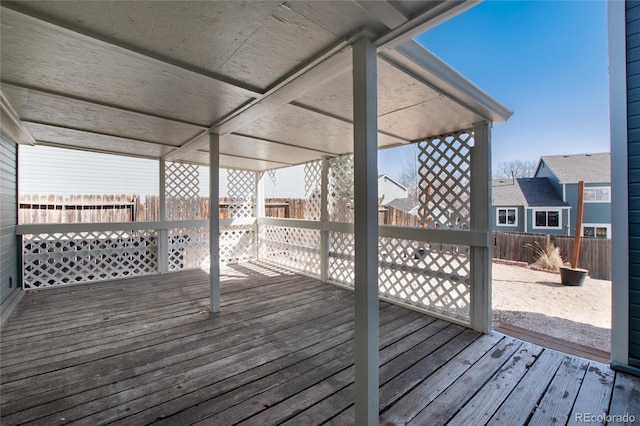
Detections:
571,180,585,268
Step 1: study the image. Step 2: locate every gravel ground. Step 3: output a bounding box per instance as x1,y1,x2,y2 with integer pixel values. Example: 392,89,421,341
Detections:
492,262,611,352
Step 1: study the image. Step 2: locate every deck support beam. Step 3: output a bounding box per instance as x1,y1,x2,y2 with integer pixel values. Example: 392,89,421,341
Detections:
320,156,330,283
209,133,221,313
352,35,379,425
255,171,265,261
158,159,169,274
470,121,492,333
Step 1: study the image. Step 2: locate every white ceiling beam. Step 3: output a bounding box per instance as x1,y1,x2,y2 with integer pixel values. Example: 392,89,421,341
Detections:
21,120,178,148
289,102,412,143
375,0,480,50
163,131,210,161
164,44,354,161
229,132,338,156
216,49,352,136
380,41,513,123
0,90,36,145
31,141,160,161
355,0,408,28
1,81,209,129
216,151,296,167
0,4,263,98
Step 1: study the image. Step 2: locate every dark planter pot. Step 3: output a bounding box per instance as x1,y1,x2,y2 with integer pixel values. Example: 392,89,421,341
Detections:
560,266,589,287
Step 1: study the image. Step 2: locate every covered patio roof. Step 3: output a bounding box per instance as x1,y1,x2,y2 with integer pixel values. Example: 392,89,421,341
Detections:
1,0,511,171
1,2,515,423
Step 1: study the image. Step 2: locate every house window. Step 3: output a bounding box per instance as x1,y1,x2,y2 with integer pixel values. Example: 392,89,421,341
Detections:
583,224,610,239
583,186,611,202
533,209,561,229
497,208,517,226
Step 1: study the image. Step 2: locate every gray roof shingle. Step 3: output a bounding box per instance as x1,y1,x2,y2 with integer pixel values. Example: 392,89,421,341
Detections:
492,178,569,208
384,197,419,213
536,153,610,183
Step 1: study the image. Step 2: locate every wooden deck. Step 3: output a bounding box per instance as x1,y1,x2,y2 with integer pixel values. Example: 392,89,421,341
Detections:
1,263,638,425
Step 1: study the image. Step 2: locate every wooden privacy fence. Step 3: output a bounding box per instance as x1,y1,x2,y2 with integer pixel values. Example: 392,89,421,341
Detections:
492,231,611,280
19,195,418,226
19,194,150,224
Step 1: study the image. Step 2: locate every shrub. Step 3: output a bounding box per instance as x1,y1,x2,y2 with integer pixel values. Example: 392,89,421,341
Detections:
526,242,564,272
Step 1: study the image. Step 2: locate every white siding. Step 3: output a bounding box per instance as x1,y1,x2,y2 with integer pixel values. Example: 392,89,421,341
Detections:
20,145,160,195
263,165,308,199
18,146,318,200
378,176,407,203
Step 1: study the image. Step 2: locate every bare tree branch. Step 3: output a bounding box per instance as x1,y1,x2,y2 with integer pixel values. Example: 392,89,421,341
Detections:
399,144,420,201
494,160,536,178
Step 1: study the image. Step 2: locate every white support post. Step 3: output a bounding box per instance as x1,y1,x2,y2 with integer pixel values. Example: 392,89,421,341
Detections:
320,157,330,282
209,133,221,313
255,171,265,261
470,121,492,333
608,0,629,367
158,159,169,274
352,35,379,426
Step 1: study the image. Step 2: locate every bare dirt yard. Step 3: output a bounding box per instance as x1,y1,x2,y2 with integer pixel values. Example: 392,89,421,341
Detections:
492,261,611,353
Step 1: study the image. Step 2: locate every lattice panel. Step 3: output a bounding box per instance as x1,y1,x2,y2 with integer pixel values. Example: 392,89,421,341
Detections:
417,131,473,230
328,155,354,223
227,170,255,219
165,162,201,221
378,237,470,321
304,161,322,221
220,226,256,264
22,230,158,288
168,227,210,271
259,225,320,276
328,231,355,286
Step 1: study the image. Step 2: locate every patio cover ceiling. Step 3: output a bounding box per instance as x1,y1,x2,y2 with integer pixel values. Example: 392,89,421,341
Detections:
0,0,512,172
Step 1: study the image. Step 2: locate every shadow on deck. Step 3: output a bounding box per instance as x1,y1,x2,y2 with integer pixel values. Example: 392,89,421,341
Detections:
1,263,638,425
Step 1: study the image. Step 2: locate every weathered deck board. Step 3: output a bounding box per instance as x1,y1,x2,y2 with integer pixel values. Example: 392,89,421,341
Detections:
1,262,638,426
448,341,544,426
407,337,523,425
529,356,590,425
486,348,565,426
608,372,640,425
566,361,615,426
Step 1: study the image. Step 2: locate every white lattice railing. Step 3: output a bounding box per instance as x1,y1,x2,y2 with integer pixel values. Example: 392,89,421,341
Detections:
17,223,160,289
257,217,482,324
255,130,487,326
259,223,321,277
16,218,256,289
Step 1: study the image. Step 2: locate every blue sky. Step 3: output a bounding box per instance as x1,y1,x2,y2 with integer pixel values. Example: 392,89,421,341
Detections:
379,0,609,180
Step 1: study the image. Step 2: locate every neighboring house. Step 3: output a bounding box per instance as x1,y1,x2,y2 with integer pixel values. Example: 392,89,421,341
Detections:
377,175,407,205
492,177,570,235
384,197,419,215
534,153,611,239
